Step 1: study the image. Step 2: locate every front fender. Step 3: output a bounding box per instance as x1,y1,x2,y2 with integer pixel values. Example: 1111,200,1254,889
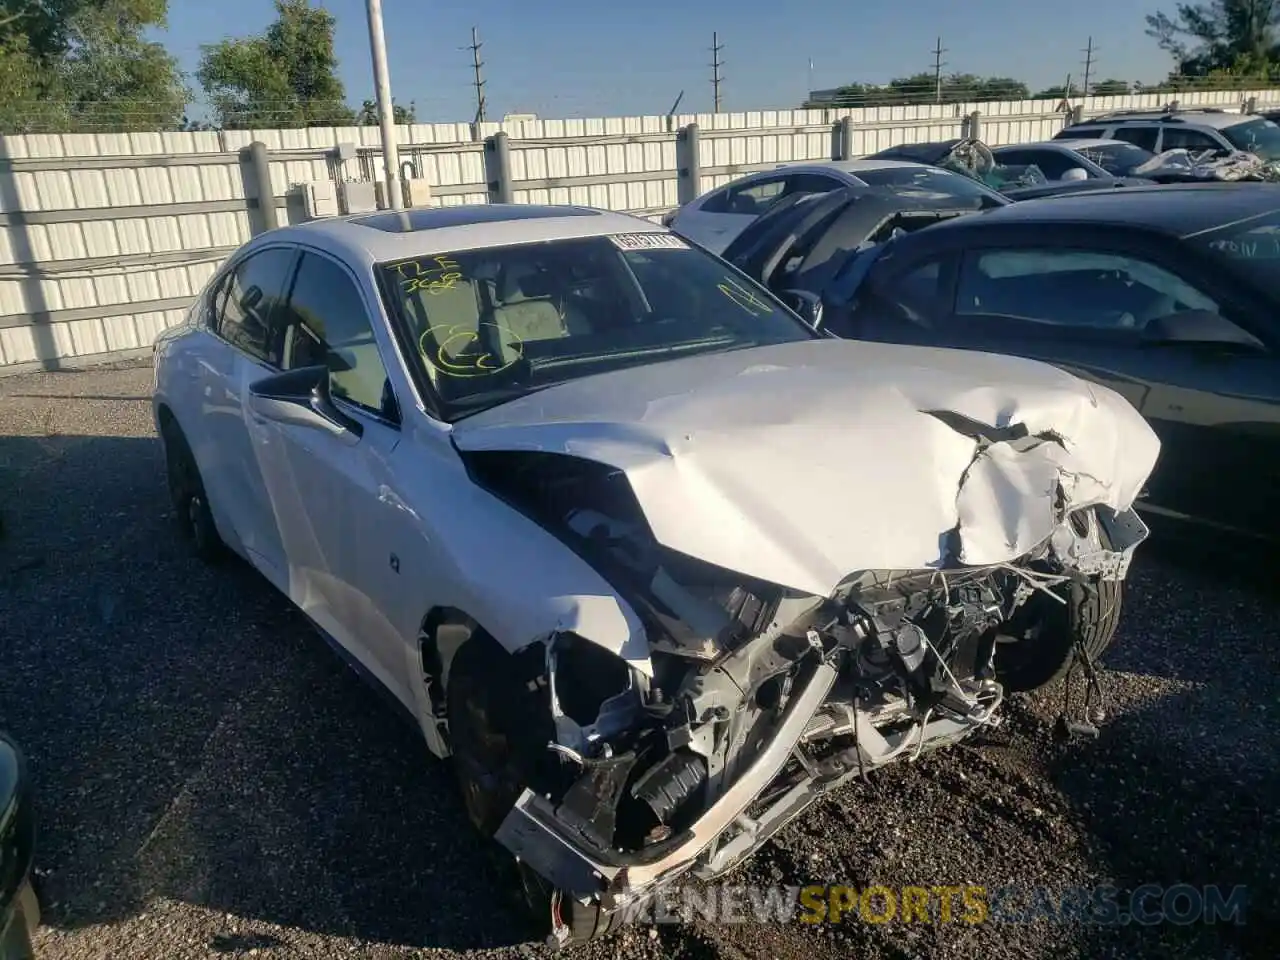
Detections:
392,427,653,676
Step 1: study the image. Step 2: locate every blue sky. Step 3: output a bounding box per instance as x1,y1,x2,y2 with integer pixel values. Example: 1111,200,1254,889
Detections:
160,0,1176,121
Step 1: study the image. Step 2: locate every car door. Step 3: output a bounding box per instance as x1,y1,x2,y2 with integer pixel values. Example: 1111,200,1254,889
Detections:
852,232,1279,535
253,248,415,706
200,245,299,582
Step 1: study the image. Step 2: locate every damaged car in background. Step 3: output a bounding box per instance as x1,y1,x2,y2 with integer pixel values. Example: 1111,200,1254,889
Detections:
872,132,1280,192
723,183,1280,543
151,204,1161,946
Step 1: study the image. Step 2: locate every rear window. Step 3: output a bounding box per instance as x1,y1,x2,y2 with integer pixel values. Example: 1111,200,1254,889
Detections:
850,166,1006,209
1075,142,1156,176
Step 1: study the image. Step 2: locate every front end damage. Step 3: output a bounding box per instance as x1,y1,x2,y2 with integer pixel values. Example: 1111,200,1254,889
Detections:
460,448,1148,937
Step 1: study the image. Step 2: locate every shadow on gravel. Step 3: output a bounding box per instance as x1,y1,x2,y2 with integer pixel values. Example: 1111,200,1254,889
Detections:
1045,675,1279,959
0,434,543,951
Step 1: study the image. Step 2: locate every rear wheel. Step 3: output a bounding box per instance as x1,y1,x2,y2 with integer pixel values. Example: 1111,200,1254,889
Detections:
161,419,225,563
995,512,1124,693
445,635,621,945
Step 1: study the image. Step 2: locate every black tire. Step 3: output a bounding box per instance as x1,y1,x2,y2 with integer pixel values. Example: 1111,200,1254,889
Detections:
994,513,1124,693
446,635,622,945
161,419,225,564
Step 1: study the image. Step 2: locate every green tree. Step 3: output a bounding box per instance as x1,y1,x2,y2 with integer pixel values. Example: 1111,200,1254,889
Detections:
197,0,355,129
59,0,188,130
1033,83,1078,99
805,73,1030,108
1091,78,1132,95
1146,0,1280,75
0,0,187,133
357,98,416,125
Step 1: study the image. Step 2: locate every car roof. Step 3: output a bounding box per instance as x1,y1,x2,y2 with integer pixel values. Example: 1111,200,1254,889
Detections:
1000,138,1134,151
1068,110,1252,131
928,182,1280,237
773,158,936,175
251,204,665,266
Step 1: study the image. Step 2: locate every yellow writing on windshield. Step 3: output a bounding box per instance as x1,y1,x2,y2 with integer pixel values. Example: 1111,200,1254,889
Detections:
398,255,464,296
419,323,524,378
717,275,774,316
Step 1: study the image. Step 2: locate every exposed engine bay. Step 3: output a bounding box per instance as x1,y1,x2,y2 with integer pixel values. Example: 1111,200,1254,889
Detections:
461,449,1146,921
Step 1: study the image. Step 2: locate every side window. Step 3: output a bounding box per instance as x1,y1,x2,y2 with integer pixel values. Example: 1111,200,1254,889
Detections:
893,260,944,314
215,247,296,365
1110,126,1160,151
996,149,1077,179
279,252,395,419
784,173,843,197
955,248,1223,332
703,177,788,216
1161,128,1226,153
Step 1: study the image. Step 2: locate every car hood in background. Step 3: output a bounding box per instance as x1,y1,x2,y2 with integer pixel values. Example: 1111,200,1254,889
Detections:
451,339,1161,596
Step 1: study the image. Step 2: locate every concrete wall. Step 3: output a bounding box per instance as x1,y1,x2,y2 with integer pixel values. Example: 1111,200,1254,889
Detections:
3,86,1277,372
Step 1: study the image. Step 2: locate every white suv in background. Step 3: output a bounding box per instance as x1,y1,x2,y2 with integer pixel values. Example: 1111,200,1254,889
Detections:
1054,108,1280,162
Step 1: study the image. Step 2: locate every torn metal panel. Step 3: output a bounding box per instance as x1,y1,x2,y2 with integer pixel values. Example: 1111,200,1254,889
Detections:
1133,148,1280,182
452,338,1161,597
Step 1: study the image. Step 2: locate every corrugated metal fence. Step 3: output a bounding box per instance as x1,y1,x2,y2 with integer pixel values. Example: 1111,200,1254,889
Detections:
2,86,1276,372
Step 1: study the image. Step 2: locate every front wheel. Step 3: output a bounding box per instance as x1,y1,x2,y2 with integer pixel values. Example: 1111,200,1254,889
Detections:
161,422,225,564
445,635,622,945
995,510,1125,693
994,575,1123,693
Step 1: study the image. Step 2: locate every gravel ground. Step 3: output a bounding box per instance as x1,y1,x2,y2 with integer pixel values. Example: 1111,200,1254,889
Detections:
1,359,1276,960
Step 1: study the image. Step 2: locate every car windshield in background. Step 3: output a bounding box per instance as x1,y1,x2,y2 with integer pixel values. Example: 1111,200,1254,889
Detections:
1222,118,1280,161
1076,142,1156,176
851,166,1006,208
379,234,816,419
1192,209,1280,296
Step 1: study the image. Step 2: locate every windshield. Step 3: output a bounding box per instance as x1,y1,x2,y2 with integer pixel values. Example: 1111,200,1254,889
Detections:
379,233,817,419
1191,209,1280,295
1075,142,1155,176
850,166,1007,209
1222,118,1280,161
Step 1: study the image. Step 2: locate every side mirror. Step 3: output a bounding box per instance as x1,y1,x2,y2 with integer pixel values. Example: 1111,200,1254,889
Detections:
780,288,825,328
248,365,364,443
1141,310,1265,351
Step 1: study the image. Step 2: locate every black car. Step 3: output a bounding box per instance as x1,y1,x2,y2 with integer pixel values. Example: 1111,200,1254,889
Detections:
0,734,37,959
723,183,1280,541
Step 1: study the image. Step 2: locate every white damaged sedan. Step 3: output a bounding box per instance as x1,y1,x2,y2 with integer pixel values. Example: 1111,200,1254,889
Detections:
152,204,1160,944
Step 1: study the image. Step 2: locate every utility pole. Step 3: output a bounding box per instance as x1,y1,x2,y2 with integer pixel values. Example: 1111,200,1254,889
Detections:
364,0,403,209
468,26,487,124
931,37,947,103
711,32,724,112
1081,36,1096,98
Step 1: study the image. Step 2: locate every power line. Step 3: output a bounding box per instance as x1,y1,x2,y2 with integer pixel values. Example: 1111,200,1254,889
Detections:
1082,36,1096,97
931,37,948,103
467,26,486,123
711,32,724,113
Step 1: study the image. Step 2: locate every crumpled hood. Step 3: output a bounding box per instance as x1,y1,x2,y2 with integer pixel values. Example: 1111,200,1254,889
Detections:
452,339,1161,596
